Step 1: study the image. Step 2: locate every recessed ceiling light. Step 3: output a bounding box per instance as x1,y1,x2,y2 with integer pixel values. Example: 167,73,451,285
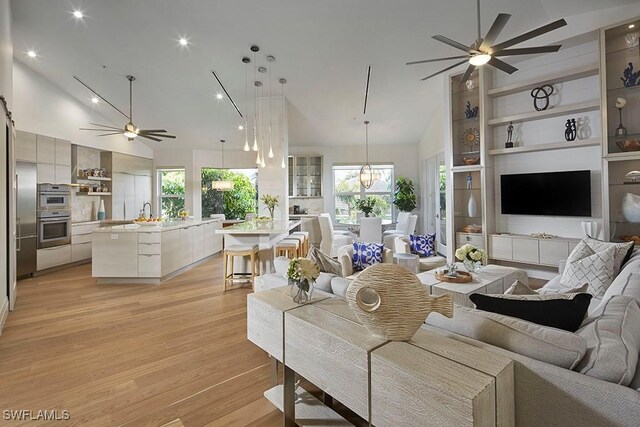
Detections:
216,93,223,99
179,38,188,46
238,125,244,130
630,24,636,29
91,96,99,104
27,50,37,58
73,10,84,19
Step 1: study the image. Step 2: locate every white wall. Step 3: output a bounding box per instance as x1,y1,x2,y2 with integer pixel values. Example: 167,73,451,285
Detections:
0,0,12,109
12,61,153,159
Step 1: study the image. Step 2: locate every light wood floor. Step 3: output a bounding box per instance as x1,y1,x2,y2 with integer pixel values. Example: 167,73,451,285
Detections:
0,255,283,426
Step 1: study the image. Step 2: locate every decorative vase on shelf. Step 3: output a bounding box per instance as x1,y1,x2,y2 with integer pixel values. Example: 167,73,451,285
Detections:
463,259,482,273
290,279,314,304
97,199,106,220
622,193,640,223
467,193,478,218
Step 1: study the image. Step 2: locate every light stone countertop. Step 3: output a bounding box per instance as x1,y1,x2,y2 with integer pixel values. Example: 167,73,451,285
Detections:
215,219,300,235
93,218,222,233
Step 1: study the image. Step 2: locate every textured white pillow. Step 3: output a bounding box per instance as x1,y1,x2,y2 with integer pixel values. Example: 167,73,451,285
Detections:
560,241,616,298
584,237,633,275
504,280,538,295
576,296,640,386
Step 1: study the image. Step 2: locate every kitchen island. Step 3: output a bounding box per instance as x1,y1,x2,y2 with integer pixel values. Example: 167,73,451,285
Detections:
216,219,300,273
92,218,223,284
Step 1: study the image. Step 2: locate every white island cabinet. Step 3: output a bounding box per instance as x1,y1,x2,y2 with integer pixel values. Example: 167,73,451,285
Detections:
92,219,223,284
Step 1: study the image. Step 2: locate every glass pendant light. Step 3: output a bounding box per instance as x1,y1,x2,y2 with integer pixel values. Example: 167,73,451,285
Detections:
242,57,250,151
267,56,275,159
252,48,259,152
211,140,234,191
280,78,287,168
359,120,380,189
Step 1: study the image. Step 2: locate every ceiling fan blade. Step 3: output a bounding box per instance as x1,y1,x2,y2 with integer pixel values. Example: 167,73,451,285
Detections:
97,132,124,137
80,128,114,132
493,45,562,56
138,134,163,142
74,76,130,120
89,122,121,130
490,19,567,53
406,55,469,65
458,64,476,85
143,134,176,139
420,59,469,81
479,13,511,52
487,57,518,74
432,35,478,54
138,129,167,134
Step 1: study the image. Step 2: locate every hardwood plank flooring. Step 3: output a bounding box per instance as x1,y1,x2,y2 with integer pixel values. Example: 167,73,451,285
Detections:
0,254,282,426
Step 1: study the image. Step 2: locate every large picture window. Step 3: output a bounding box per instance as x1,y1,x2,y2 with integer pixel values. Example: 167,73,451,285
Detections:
333,165,394,223
201,168,258,220
158,169,186,218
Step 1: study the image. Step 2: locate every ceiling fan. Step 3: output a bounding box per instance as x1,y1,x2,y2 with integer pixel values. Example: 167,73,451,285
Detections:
406,0,567,84
75,74,176,142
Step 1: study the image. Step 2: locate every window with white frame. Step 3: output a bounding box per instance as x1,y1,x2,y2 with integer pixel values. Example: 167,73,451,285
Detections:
333,165,394,223
158,168,186,218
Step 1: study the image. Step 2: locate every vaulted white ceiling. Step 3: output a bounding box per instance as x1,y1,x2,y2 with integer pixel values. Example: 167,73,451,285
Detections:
10,0,640,150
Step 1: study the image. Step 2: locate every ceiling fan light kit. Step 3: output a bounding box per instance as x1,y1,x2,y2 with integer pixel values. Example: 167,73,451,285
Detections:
407,0,567,84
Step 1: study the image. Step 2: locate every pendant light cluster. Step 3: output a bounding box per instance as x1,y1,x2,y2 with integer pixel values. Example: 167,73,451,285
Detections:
242,45,287,169
360,66,379,189
211,139,234,191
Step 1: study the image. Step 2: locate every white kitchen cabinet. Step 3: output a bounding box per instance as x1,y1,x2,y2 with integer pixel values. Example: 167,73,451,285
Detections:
37,245,72,271
71,222,99,262
512,238,539,264
36,135,55,164
489,234,580,267
72,242,92,262
204,222,223,256
192,224,205,261
161,229,180,276
111,172,136,220
489,235,513,261
37,163,55,184
15,130,37,162
539,240,570,268
456,233,484,250
92,232,138,277
179,226,195,268
54,164,71,184
138,254,161,277
54,139,71,165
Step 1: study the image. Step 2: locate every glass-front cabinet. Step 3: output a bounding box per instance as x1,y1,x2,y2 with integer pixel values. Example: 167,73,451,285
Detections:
288,155,323,197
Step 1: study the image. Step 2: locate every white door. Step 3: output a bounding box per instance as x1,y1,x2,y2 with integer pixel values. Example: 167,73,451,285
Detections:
435,153,447,255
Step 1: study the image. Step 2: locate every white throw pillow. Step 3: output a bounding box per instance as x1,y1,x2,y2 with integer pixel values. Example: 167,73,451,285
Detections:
560,241,616,298
504,280,538,295
584,237,633,275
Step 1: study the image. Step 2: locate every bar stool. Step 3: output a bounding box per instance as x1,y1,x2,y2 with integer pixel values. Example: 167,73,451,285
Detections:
223,244,260,291
291,231,310,256
275,239,300,259
286,234,306,257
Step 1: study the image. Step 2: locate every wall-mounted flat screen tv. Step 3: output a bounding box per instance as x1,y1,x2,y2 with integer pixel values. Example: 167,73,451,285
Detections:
500,170,591,217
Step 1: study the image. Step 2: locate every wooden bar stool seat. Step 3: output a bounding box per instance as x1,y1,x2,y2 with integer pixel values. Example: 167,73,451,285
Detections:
291,231,310,256
223,244,260,291
286,234,306,257
275,239,300,259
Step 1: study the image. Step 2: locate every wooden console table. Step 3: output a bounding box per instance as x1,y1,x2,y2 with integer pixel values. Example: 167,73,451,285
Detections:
247,288,515,426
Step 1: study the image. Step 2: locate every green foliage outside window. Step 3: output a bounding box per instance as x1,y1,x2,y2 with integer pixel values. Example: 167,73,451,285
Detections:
201,168,257,220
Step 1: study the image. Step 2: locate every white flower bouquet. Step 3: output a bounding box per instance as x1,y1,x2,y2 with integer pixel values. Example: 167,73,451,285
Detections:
287,257,320,294
455,244,487,272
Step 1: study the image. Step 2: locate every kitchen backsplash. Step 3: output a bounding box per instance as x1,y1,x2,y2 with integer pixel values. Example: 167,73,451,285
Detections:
289,197,324,214
71,146,102,222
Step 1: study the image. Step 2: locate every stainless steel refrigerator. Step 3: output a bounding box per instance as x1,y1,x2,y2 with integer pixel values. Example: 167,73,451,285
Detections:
16,162,37,277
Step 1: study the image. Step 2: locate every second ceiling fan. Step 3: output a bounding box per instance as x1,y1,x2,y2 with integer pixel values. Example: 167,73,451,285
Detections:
407,0,567,84
75,74,176,142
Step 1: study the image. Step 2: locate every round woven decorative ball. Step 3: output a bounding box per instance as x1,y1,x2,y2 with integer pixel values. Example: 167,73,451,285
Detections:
346,263,453,341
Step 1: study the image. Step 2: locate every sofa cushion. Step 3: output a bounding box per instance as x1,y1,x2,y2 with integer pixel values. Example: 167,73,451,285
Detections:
418,256,447,272
600,271,640,308
426,306,587,369
330,276,351,298
314,272,335,293
307,246,343,277
469,293,592,332
576,296,640,386
409,233,435,257
273,256,291,276
509,280,589,296
584,237,634,274
560,240,617,298
352,242,383,271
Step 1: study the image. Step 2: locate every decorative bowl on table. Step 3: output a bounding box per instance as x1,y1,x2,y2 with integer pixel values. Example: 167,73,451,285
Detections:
255,216,271,224
616,139,640,152
463,157,480,165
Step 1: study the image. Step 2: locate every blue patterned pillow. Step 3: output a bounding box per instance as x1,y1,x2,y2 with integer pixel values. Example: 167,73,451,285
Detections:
352,242,384,271
410,234,435,257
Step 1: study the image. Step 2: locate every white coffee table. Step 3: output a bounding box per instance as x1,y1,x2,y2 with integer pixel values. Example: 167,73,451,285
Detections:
417,264,528,307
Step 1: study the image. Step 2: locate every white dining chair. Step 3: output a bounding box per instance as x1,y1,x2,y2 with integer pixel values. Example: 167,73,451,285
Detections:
359,217,382,244
245,213,257,220
383,212,411,236
318,214,355,257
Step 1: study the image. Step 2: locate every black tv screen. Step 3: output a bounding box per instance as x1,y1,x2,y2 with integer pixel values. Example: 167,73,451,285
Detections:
500,170,591,217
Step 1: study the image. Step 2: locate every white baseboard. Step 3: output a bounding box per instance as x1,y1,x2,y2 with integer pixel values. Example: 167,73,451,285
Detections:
0,297,8,336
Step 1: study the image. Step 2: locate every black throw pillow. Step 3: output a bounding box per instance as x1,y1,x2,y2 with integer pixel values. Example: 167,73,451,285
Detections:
468,293,593,332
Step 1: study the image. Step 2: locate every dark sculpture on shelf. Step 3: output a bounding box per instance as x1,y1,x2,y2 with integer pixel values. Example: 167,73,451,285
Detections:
621,62,640,88
530,85,554,111
565,118,577,142
506,121,514,148
464,101,479,119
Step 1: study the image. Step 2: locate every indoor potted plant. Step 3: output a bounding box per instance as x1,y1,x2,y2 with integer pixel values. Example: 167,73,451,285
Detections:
260,194,279,219
287,257,320,304
356,197,378,217
393,177,417,212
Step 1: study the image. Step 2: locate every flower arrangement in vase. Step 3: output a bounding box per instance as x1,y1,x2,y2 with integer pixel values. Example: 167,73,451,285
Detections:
455,244,487,272
260,194,279,219
287,258,320,304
